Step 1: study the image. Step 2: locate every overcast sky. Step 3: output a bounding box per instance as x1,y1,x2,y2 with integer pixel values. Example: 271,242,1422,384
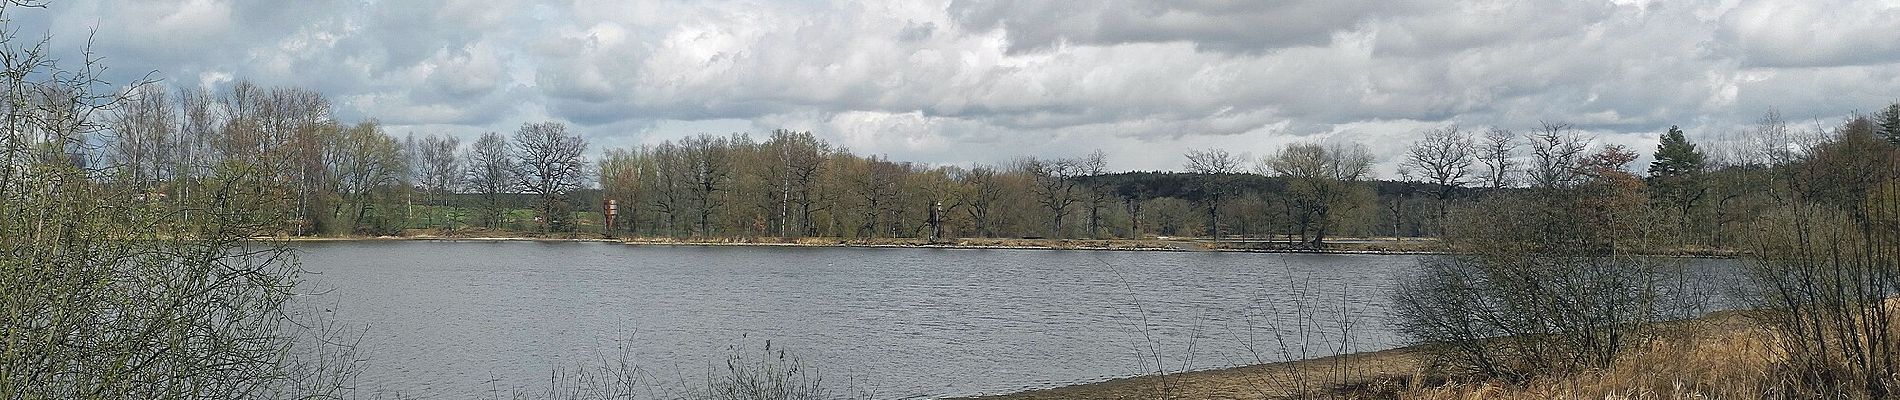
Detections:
18,0,1900,174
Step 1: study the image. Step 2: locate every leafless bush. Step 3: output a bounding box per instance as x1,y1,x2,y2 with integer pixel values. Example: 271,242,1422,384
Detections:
1105,255,1371,399
1237,277,1362,399
1103,261,1198,400
1743,120,1900,398
1393,254,1673,381
1393,163,1696,383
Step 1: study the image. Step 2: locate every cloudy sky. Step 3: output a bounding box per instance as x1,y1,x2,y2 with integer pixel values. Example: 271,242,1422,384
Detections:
17,0,1900,174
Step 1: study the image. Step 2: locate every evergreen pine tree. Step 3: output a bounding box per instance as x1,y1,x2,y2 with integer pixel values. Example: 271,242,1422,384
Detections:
1878,102,1900,144
1648,125,1708,244
1648,126,1705,179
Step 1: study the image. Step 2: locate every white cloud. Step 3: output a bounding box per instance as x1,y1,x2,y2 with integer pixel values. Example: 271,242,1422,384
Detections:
11,0,1900,173
1718,0,1900,67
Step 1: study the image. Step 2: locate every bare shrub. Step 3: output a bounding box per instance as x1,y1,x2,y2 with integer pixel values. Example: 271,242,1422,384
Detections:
1394,254,1671,381
1743,118,1900,398
1236,277,1363,399
1392,150,1695,383
0,4,362,396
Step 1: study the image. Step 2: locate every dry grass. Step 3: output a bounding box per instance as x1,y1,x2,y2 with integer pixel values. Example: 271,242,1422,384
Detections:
966,311,1787,400
957,347,1425,400
1397,310,1781,400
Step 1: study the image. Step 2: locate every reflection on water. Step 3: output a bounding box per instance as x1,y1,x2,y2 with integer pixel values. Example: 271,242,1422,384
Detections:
294,241,1740,399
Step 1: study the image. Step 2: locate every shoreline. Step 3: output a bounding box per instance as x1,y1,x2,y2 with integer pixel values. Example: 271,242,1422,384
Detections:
262,234,1744,258
264,234,1466,255
272,235,624,243
950,345,1427,400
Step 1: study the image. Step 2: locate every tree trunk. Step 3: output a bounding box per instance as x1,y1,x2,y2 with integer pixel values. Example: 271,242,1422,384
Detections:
1206,202,1219,239
1088,201,1101,239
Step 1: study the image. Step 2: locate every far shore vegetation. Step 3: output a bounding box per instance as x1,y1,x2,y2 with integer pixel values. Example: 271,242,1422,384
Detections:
10,0,1900,398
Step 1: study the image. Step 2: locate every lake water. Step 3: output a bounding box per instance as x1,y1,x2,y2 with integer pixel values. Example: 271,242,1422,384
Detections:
293,241,1738,399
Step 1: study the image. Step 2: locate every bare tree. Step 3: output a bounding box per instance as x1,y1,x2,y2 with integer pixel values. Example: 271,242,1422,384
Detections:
1022,156,1082,238
681,134,733,236
953,166,1006,238
210,82,337,234
1745,109,1812,168
1478,127,1517,189
1706,111,1796,245
216,80,264,163
1523,122,1590,189
269,87,338,234
1079,150,1113,238
418,134,462,194
1264,142,1373,247
1404,125,1475,198
107,84,174,187
171,86,222,199
599,147,646,234
1184,148,1245,238
1186,148,1245,175
1403,126,1475,235
848,155,907,237
416,133,463,228
328,122,406,234
645,142,690,236
513,122,588,232
465,131,515,229
765,130,828,237
1116,180,1155,238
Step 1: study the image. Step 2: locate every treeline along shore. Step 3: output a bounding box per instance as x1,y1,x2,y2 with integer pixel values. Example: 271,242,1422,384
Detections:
274,234,1460,255
106,74,1900,257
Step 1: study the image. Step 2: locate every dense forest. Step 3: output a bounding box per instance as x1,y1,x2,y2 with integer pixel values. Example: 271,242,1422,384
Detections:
94,81,1900,249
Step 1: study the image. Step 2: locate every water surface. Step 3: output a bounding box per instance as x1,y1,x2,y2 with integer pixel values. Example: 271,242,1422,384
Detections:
294,241,1734,398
